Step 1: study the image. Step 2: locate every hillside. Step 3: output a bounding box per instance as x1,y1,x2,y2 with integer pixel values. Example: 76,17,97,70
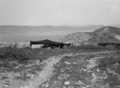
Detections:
60,26,120,45
1,47,120,88
94,26,120,35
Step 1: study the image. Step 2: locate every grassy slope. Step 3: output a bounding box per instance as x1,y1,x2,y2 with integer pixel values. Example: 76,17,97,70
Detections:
0,46,120,88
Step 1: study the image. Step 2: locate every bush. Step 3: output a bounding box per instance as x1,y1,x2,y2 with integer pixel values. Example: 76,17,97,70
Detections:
0,47,35,63
0,47,64,64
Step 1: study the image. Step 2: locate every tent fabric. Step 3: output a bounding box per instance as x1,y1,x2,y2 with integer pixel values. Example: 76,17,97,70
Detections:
30,39,64,45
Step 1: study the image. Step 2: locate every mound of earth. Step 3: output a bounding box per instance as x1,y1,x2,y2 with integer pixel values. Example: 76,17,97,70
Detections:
60,26,120,45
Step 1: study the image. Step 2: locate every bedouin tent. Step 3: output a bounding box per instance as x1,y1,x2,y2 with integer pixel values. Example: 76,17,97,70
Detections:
30,39,71,49
30,39,64,45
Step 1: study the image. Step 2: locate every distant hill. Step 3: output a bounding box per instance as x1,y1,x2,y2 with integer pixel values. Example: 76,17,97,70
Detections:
0,25,103,34
94,26,120,35
60,26,120,45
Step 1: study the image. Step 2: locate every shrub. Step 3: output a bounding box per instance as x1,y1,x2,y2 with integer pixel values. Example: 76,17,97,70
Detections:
0,47,35,63
0,47,64,65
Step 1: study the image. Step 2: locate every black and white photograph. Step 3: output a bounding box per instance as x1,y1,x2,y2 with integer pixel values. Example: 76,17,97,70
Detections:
0,0,120,88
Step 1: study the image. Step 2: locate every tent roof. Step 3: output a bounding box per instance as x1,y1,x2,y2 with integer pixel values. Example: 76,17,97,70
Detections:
30,39,64,44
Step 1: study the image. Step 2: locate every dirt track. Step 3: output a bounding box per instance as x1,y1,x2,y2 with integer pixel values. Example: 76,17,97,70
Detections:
0,54,73,88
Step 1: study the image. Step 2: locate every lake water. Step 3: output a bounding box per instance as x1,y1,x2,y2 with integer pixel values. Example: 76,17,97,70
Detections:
0,33,64,42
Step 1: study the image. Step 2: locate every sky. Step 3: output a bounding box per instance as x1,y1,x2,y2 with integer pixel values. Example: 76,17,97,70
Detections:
0,0,120,26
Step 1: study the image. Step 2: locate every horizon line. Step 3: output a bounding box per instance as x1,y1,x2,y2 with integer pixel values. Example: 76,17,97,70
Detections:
0,24,105,27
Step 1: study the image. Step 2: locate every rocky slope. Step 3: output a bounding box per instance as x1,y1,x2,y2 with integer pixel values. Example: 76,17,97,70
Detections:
60,26,120,45
38,50,120,88
1,49,120,88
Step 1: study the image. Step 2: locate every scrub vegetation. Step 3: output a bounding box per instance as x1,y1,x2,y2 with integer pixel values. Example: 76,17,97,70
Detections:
0,45,120,88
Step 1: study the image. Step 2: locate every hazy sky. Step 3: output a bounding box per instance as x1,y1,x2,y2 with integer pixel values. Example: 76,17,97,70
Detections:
0,0,120,26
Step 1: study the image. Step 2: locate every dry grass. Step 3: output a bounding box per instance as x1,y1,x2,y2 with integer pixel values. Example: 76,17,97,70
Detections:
0,45,120,88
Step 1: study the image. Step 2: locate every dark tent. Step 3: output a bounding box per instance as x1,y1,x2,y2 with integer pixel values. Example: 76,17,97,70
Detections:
30,39,71,49
30,39,63,45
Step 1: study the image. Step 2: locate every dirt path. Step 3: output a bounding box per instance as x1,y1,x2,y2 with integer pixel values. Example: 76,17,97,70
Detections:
20,54,74,88
0,53,71,88
21,56,62,88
